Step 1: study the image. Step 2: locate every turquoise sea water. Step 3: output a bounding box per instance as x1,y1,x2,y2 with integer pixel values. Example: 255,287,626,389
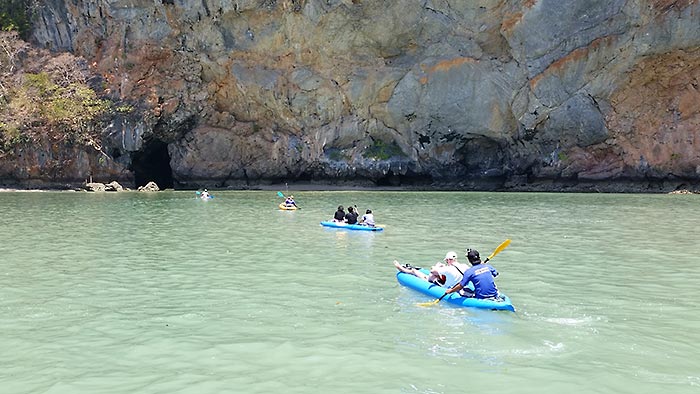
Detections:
1,190,699,394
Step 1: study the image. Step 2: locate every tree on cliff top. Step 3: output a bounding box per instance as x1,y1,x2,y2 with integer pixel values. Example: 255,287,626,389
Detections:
0,0,37,40
0,31,115,156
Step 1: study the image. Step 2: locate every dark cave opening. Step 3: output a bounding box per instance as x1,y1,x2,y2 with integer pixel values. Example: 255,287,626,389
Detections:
130,139,174,189
375,173,430,187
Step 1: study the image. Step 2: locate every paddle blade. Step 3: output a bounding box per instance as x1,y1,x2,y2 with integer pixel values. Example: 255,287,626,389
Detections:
486,239,511,261
416,291,448,307
416,298,441,307
277,191,284,197
195,191,201,195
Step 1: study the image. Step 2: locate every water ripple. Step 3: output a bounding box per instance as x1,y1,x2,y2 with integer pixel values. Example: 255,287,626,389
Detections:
1,191,699,393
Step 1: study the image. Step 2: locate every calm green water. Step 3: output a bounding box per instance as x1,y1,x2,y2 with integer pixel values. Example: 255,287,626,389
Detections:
1,191,699,394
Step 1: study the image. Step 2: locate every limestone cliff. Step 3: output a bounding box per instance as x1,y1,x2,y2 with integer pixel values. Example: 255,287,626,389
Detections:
3,0,700,191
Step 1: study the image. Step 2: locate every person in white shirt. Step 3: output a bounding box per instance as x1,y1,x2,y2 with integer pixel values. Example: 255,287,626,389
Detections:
393,251,468,288
360,209,375,226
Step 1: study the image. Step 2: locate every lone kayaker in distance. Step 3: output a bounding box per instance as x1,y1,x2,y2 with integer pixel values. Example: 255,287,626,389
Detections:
333,205,345,222
443,249,500,300
200,189,210,199
394,251,468,288
284,195,297,207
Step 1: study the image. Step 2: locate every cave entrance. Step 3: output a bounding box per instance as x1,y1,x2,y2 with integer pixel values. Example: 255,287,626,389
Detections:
131,139,174,189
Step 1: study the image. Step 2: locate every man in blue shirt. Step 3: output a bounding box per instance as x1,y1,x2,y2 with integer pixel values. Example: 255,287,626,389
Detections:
443,248,500,299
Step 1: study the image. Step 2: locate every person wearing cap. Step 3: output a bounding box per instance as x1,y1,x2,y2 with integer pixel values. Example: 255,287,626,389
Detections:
443,248,500,299
200,189,210,199
284,195,297,207
393,251,468,288
333,205,346,222
359,209,375,226
344,206,359,224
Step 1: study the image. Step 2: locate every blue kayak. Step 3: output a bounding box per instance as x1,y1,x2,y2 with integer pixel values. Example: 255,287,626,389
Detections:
396,269,515,311
320,221,384,232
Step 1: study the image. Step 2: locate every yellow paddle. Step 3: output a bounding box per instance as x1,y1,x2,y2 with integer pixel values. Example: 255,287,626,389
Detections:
416,239,511,307
484,238,511,263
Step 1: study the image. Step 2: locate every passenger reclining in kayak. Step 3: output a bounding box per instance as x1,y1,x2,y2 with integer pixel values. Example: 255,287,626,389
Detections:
393,251,468,288
444,249,500,300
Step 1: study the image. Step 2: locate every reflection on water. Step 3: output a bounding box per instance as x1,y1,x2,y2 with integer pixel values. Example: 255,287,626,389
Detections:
323,227,379,250
1,191,699,393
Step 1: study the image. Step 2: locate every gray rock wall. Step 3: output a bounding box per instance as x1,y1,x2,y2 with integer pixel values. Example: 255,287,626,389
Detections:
11,0,700,190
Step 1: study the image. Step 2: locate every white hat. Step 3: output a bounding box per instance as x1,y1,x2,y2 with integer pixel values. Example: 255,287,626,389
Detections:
444,251,458,261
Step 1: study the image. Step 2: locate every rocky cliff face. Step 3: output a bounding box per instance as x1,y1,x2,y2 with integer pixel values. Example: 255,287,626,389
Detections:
5,0,700,190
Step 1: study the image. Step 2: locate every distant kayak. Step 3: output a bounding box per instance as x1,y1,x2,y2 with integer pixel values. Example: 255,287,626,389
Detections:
196,191,214,200
320,221,384,232
396,269,515,311
279,203,298,210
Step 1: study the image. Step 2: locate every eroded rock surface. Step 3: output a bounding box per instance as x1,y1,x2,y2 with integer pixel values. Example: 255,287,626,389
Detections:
3,0,699,191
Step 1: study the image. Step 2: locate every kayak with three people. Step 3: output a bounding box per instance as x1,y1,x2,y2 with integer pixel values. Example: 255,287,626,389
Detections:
320,221,384,231
321,205,383,231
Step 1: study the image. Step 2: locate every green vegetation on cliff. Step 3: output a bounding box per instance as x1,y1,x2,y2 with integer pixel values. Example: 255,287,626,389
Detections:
0,0,35,39
0,32,117,155
3,72,112,149
363,139,405,160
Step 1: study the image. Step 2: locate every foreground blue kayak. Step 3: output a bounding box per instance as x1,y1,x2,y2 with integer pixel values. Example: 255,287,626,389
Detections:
396,269,515,311
320,221,384,231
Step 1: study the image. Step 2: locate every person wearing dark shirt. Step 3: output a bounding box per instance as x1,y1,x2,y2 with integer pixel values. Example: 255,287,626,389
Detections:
344,206,359,224
333,205,346,222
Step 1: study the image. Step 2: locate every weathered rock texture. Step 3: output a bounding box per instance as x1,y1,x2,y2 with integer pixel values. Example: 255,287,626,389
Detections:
4,0,700,191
